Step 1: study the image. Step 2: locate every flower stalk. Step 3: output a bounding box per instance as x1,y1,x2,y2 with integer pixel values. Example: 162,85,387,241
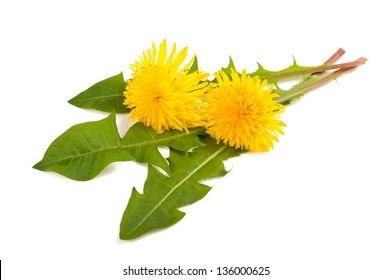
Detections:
274,48,367,104
260,56,366,80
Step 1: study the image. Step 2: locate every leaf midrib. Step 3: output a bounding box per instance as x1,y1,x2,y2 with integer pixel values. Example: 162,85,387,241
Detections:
38,127,204,168
124,145,227,238
73,85,123,102
36,141,121,169
121,127,204,149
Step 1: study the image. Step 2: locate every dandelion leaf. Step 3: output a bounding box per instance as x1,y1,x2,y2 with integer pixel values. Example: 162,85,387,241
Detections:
250,60,331,104
120,124,206,175
120,137,243,240
220,56,236,79
34,114,206,181
220,56,332,104
249,59,315,84
33,113,133,181
188,56,199,74
68,72,129,113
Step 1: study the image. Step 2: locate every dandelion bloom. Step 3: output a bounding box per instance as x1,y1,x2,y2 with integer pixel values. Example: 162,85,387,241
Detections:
204,69,285,152
123,40,209,133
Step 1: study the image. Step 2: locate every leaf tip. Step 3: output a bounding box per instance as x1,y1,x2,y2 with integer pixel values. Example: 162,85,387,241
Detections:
119,230,131,240
67,95,78,106
228,56,235,67
188,56,199,74
32,161,43,171
292,55,298,66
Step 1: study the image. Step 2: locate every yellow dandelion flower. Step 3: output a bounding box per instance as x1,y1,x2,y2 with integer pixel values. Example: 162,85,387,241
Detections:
204,69,285,152
123,40,209,133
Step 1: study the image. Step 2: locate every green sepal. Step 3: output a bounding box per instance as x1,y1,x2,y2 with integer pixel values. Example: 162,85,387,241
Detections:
68,72,129,113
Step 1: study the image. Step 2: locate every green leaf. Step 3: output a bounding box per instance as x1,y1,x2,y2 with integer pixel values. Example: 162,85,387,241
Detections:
120,137,243,240
249,59,316,85
220,56,236,79
121,124,206,174
188,55,199,74
221,56,349,104
34,115,206,181
248,60,325,104
218,56,349,104
68,72,129,113
275,73,326,105
33,113,133,181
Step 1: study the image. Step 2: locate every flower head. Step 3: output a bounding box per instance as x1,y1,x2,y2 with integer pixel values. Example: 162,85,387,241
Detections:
123,40,209,133
204,69,285,152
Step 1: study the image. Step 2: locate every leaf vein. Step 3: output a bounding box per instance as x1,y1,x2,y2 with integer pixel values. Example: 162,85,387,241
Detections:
121,128,203,149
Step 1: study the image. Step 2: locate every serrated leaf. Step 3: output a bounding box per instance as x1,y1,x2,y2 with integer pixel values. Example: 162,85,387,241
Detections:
68,72,129,113
248,60,327,104
120,124,206,174
249,59,316,85
220,56,236,79
120,137,243,240
218,56,349,104
33,113,133,181
275,73,326,105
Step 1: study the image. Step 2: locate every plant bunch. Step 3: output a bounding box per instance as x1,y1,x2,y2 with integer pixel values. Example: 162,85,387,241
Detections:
34,40,366,240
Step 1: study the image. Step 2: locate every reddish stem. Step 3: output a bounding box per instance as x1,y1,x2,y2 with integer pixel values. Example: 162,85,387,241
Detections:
275,66,357,104
261,57,366,80
325,48,346,65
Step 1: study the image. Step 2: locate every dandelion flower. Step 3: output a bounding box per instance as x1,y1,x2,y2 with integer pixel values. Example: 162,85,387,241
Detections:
204,69,285,152
123,40,209,133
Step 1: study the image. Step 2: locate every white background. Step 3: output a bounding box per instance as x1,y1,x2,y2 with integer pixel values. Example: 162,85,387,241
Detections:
1,0,390,279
